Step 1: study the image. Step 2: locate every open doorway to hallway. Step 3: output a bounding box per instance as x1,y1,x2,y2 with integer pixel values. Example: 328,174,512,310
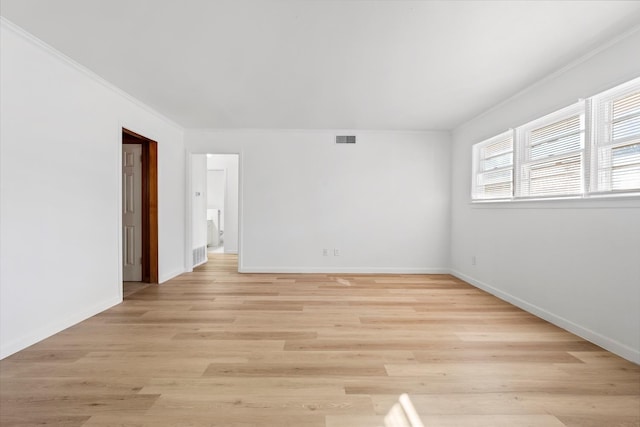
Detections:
190,153,240,269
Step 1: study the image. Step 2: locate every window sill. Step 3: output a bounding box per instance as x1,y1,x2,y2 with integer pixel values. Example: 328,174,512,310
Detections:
470,192,640,209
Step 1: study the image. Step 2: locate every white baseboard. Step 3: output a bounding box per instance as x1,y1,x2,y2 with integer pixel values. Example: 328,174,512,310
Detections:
159,268,185,284
238,266,450,274
224,250,238,254
0,295,122,360
192,259,207,269
450,269,640,365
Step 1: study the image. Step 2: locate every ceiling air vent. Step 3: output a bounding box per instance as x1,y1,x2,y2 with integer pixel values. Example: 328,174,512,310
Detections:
336,135,356,144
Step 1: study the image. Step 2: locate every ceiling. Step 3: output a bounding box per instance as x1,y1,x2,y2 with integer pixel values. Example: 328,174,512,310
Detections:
2,0,640,130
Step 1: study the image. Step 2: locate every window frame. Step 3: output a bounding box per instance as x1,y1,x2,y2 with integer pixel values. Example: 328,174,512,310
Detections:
590,78,640,195
471,130,514,201
515,100,586,200
470,76,640,203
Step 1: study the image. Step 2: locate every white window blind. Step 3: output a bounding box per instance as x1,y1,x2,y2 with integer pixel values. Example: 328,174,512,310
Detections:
516,101,586,198
591,77,640,193
471,76,640,203
472,130,514,200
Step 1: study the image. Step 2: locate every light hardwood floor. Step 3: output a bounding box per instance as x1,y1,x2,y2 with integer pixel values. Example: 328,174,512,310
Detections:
123,281,153,298
1,254,638,426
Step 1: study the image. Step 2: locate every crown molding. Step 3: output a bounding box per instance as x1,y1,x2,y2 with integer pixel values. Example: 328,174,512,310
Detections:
455,24,640,133
0,16,183,131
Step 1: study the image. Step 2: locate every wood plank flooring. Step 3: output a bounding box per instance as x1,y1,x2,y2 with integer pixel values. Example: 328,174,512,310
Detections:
1,254,638,426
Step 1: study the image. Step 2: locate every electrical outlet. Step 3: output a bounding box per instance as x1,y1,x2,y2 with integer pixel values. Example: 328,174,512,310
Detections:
334,249,340,256
471,255,477,266
322,248,329,256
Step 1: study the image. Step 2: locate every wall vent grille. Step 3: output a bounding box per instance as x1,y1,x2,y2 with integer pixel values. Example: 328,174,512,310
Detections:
192,246,207,267
336,135,356,144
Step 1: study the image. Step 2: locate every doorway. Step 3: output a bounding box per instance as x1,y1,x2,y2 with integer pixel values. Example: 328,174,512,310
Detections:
122,128,159,287
206,154,239,255
188,153,240,271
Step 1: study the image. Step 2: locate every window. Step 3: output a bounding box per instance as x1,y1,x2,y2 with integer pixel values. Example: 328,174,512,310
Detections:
470,76,640,201
591,78,640,193
516,102,585,198
472,131,513,200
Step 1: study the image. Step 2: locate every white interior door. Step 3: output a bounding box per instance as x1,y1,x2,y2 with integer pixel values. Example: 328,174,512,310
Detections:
122,144,142,281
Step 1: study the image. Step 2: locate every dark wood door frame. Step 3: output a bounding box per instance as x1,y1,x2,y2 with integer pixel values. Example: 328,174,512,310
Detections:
122,128,159,283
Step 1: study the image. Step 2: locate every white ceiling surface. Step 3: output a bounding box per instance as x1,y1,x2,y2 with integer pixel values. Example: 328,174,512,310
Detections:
2,1,640,130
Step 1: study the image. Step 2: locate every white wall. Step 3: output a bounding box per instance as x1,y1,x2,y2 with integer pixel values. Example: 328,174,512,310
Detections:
187,130,451,273
450,29,640,363
207,170,226,223
207,155,239,253
0,20,186,359
191,155,208,250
